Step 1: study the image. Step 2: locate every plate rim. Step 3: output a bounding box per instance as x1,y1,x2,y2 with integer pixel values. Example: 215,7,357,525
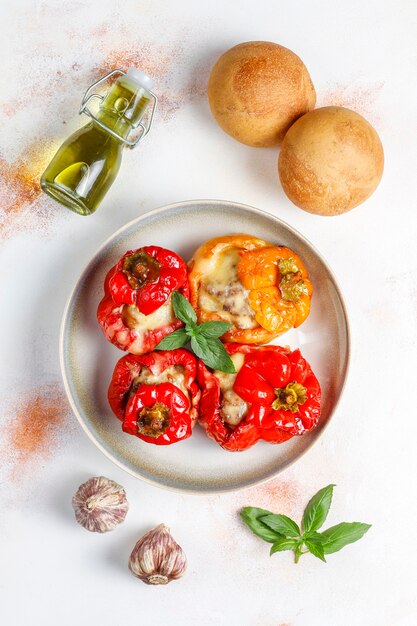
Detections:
59,198,351,494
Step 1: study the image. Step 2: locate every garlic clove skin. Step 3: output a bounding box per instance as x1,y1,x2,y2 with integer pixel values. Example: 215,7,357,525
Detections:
129,523,187,585
72,476,129,533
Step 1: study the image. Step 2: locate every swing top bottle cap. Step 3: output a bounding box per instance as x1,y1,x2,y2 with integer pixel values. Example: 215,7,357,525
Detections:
125,67,154,92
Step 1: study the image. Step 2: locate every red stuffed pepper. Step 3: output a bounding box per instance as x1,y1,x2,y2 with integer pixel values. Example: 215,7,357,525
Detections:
97,246,189,355
197,344,321,451
108,349,200,445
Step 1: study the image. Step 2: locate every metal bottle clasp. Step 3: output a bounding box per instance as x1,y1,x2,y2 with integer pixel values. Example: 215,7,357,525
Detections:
79,69,157,148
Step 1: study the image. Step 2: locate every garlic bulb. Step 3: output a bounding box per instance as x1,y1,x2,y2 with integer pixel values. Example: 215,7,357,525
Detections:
72,476,129,533
129,523,187,585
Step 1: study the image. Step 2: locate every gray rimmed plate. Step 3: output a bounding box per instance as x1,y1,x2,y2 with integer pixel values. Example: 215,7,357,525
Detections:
60,200,350,493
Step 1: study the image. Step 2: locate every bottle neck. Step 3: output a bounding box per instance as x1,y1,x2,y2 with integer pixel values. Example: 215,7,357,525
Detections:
95,109,133,140
96,75,151,142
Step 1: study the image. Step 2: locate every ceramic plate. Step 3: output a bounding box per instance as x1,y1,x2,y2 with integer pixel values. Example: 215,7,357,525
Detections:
60,200,350,493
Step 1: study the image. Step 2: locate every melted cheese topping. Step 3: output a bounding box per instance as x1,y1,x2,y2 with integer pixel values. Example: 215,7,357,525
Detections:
199,248,256,330
133,365,189,401
214,353,248,426
121,295,175,353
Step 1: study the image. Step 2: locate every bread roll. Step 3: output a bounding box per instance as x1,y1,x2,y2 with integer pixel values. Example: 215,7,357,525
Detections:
278,106,384,215
208,41,316,147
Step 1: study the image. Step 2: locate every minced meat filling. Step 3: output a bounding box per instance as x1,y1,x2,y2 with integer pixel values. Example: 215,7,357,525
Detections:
198,249,257,330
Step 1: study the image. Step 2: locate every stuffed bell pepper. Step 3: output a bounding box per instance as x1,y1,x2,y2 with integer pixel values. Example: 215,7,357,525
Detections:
97,246,189,355
108,349,200,445
188,235,312,344
197,344,321,451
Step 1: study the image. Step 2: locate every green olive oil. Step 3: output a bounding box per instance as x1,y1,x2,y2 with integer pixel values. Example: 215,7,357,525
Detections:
41,68,154,216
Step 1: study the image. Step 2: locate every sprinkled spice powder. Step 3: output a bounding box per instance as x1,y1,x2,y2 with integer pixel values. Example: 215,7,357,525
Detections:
1,382,74,478
244,479,301,515
0,34,212,238
318,81,384,126
92,42,207,123
2,40,209,127
205,479,302,545
0,155,41,214
0,139,64,238
1,97,25,118
96,45,173,83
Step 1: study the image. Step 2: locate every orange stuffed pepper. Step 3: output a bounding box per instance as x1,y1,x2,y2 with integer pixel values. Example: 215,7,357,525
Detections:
188,234,312,344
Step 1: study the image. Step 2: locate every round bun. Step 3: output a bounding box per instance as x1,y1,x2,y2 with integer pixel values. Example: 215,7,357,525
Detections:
208,41,316,147
278,106,384,215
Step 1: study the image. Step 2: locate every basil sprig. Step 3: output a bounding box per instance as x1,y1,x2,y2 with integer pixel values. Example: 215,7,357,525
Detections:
155,291,236,373
241,485,371,563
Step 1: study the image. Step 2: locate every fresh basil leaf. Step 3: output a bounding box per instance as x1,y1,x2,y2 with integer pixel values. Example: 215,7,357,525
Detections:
185,322,198,336
302,484,335,533
172,291,197,325
190,334,207,359
270,537,299,555
320,522,371,554
154,328,189,350
305,539,326,562
303,530,324,542
261,514,301,538
240,507,284,543
191,335,236,373
197,321,233,338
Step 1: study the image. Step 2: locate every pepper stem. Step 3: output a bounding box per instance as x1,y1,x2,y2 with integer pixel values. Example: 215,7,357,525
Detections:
278,258,308,302
272,382,308,413
123,250,161,289
137,402,171,438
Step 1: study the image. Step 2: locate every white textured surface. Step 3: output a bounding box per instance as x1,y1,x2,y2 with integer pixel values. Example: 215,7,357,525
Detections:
0,1,416,625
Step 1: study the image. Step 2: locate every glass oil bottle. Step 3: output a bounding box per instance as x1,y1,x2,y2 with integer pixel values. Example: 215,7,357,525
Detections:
41,68,157,216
